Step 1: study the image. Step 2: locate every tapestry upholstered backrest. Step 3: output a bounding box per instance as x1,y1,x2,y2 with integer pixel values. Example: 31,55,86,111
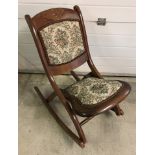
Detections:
39,20,85,65
25,6,90,75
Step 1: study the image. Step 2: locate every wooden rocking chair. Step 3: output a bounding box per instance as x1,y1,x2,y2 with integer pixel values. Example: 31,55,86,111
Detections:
25,5,131,148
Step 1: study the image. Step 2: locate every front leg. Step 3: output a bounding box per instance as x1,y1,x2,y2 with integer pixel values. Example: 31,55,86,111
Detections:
111,105,124,116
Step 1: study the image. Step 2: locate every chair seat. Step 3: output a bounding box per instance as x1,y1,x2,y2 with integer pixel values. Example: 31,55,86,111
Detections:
64,77,131,117
66,77,122,105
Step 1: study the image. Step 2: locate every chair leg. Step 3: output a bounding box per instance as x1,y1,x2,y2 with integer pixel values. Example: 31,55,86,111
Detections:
111,105,124,116
34,86,86,148
46,92,56,103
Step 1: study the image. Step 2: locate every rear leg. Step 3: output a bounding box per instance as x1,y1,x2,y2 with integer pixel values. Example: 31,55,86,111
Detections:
111,105,124,116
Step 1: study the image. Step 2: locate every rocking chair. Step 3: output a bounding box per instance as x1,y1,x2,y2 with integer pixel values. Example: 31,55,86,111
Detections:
25,5,131,148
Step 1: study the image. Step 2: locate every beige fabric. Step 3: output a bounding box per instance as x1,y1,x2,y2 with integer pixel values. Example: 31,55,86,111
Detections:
40,21,84,65
66,77,122,105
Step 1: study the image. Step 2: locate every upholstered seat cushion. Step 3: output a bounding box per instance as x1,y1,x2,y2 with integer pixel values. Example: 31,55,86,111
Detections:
66,77,123,105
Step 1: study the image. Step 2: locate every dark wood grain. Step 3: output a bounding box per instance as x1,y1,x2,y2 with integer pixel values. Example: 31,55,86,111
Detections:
32,8,80,30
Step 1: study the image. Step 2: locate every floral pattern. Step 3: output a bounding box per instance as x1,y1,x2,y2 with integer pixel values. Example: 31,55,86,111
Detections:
66,77,122,105
40,21,84,64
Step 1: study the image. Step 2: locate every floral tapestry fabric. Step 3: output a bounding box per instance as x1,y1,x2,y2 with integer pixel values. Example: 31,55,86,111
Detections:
66,77,122,105
40,21,85,65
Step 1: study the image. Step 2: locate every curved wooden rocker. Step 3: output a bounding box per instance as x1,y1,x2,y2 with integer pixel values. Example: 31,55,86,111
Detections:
25,5,131,148
34,86,86,147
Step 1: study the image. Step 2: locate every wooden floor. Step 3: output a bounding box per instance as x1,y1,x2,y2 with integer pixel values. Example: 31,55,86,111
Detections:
19,74,136,155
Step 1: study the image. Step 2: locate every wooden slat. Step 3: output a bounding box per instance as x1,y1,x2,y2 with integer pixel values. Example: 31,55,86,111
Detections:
75,65,136,74
19,19,136,35
19,43,136,58
88,35,135,47
85,22,136,35
90,46,135,57
18,53,43,71
18,4,135,22
19,0,136,7
19,45,136,74
19,58,136,74
93,57,135,67
19,32,136,47
18,50,135,68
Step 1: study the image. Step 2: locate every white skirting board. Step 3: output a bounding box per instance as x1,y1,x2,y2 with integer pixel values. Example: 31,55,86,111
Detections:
19,4,135,22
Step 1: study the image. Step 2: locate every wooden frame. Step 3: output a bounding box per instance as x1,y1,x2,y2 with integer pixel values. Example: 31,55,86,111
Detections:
25,5,131,148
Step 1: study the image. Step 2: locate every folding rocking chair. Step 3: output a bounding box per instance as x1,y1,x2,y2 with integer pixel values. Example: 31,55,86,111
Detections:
25,5,131,148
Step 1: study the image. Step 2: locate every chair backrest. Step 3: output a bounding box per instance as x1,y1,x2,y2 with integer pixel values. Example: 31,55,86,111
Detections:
25,6,91,76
